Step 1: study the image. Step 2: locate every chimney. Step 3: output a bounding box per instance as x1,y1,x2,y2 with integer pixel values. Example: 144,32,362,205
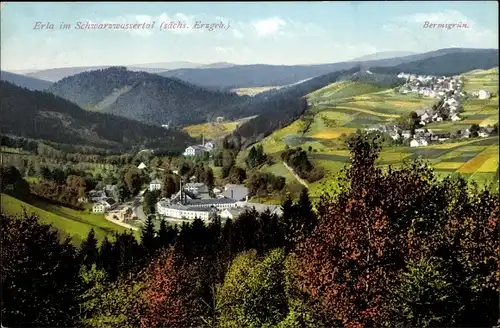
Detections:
231,190,234,200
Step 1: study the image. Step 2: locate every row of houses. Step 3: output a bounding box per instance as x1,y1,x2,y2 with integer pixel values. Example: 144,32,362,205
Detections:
367,123,494,148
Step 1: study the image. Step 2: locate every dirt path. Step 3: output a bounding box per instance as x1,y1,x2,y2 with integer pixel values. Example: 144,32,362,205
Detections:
283,162,309,189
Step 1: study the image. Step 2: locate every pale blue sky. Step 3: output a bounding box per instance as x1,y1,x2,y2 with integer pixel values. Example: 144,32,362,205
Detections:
1,1,498,70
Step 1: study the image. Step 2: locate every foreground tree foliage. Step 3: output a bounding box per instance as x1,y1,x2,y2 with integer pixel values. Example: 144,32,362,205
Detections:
1,213,82,327
139,250,205,328
2,133,498,327
294,133,500,328
79,264,144,328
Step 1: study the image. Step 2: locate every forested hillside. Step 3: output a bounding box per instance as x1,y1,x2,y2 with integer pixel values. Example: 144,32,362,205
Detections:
0,81,195,152
369,49,499,76
48,67,248,126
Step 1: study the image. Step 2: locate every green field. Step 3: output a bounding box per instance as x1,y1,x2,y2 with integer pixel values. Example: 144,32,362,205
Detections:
1,193,139,245
241,69,499,198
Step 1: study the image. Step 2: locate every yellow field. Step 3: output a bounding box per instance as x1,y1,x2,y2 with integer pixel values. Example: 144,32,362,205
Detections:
458,153,493,173
428,139,479,149
434,162,465,170
334,106,400,118
480,116,499,127
311,128,357,139
477,155,499,173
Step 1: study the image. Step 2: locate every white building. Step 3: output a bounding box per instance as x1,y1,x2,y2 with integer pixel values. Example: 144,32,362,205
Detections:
149,179,162,191
183,140,215,156
410,139,428,147
137,162,147,170
451,114,461,122
402,130,412,139
204,142,214,151
157,202,216,221
478,131,490,138
183,145,206,156
219,207,248,220
92,198,117,213
478,90,491,99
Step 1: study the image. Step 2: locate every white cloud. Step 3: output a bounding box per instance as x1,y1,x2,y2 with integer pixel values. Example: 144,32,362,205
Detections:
215,46,234,53
251,17,287,37
232,29,244,39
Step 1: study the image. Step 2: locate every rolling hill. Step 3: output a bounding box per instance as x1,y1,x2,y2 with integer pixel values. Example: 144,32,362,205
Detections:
237,67,498,198
0,81,195,152
0,71,53,91
47,67,248,127
228,49,499,147
159,48,498,90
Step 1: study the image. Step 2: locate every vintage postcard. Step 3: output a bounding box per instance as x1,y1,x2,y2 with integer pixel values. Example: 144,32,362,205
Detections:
1,1,499,327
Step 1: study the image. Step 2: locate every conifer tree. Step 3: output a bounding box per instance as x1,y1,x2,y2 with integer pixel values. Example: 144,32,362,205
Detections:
80,228,99,268
280,194,299,253
297,188,317,237
142,216,157,257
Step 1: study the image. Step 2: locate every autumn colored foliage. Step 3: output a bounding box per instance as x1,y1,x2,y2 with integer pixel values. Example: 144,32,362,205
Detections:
294,133,500,327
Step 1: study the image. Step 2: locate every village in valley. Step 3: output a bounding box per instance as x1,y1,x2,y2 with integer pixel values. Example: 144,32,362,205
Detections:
364,72,497,147
86,150,282,229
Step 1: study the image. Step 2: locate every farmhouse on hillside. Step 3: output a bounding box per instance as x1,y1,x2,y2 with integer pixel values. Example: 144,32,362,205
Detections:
478,90,491,99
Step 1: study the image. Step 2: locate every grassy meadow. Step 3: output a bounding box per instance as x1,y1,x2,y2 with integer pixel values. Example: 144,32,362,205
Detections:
239,69,499,199
1,193,139,245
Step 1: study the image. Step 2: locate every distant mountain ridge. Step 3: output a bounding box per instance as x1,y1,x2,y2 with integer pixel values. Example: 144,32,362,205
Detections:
369,49,499,76
350,51,417,61
19,61,239,82
158,48,498,90
0,71,53,91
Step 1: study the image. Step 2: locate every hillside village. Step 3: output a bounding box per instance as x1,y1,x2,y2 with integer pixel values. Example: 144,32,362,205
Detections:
364,72,497,147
